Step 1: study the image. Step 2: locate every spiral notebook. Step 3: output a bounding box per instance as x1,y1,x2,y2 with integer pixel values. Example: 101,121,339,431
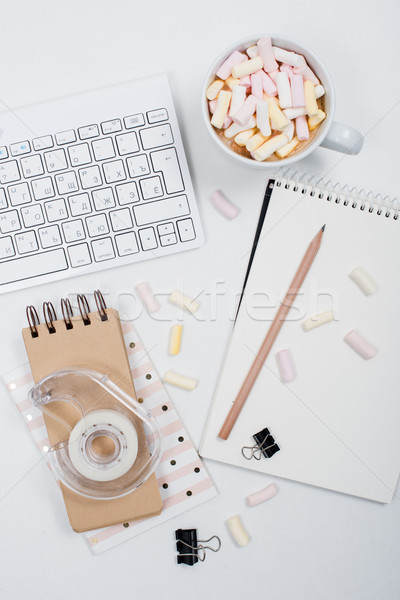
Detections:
200,174,400,503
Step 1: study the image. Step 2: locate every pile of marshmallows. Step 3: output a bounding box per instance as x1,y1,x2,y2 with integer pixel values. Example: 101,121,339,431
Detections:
206,37,326,161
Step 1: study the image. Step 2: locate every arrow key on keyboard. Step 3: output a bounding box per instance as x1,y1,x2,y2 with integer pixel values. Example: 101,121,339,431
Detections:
177,218,196,242
139,227,158,251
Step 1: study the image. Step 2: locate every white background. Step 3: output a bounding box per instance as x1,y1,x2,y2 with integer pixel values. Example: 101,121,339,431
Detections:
1,1,399,598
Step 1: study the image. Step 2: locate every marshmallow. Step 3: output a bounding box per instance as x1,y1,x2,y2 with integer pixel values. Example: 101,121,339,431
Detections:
232,56,263,79
302,310,333,331
250,71,264,99
208,99,217,114
210,99,233,130
206,79,224,100
280,63,294,77
224,116,257,138
234,128,257,146
257,37,278,72
232,94,257,125
210,189,240,220
268,69,279,81
260,70,277,96
164,370,197,391
314,84,326,99
272,46,305,68
225,76,240,89
251,134,288,161
169,324,183,355
246,45,258,59
283,107,307,119
169,290,199,313
349,266,377,295
222,115,233,129
295,115,309,141
275,136,299,158
216,50,248,80
256,101,271,137
267,97,289,130
226,515,250,547
246,483,278,507
304,80,318,117
290,74,306,108
211,90,232,129
294,63,320,85
229,85,247,116
135,282,160,313
281,120,295,142
308,110,326,131
276,349,296,382
239,75,251,89
344,330,377,360
246,132,267,152
275,71,292,109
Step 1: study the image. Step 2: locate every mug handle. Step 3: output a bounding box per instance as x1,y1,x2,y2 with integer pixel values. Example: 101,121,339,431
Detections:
320,121,364,155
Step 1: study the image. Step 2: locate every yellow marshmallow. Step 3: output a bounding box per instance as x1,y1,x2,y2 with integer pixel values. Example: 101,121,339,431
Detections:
169,324,183,355
304,80,318,117
234,128,257,146
266,97,289,130
226,76,240,89
275,136,299,158
246,132,267,152
210,90,232,129
252,134,287,161
308,109,326,130
232,56,263,79
206,79,224,100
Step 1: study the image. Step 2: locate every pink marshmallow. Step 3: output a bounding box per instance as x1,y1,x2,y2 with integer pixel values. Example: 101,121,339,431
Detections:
250,71,263,99
216,50,248,80
135,282,160,313
239,75,251,89
268,69,279,82
222,116,233,129
257,37,278,72
344,330,377,360
295,115,309,141
294,63,320,85
246,483,278,507
280,63,294,76
290,74,306,108
276,349,296,382
208,99,217,114
232,95,257,125
210,190,239,220
260,70,277,96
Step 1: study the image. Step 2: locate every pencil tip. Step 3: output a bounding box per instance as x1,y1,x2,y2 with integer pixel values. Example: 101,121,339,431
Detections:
321,224,326,232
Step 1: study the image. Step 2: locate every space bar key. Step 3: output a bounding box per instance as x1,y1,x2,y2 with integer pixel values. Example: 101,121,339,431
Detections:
0,249,68,286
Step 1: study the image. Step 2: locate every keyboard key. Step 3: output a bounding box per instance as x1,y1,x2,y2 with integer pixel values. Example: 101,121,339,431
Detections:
21,205,45,228
115,231,139,256
116,132,139,156
10,141,31,157
157,222,174,236
0,248,67,285
15,231,38,253
62,219,85,243
103,159,126,184
55,171,79,195
150,147,184,194
45,198,68,222
177,217,196,242
68,193,91,216
0,146,9,160
20,154,44,178
44,149,68,172
8,182,31,206
0,209,21,233
0,189,8,210
68,143,92,167
109,208,133,231
92,138,115,161
32,135,54,151
139,227,158,251
0,160,20,184
92,237,115,261
92,187,115,210
56,130,76,145
0,235,15,258
79,165,102,189
116,181,139,205
124,114,145,129
139,176,163,200
86,214,109,237
160,233,177,246
32,176,55,200
78,124,99,140
38,225,62,249
140,124,173,150
101,119,122,134
147,108,169,124
134,195,189,226
68,243,91,267
126,154,150,178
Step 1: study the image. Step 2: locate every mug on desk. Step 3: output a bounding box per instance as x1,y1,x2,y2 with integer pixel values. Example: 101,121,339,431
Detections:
202,35,363,167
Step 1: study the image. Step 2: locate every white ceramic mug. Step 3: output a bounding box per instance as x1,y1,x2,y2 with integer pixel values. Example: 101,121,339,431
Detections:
202,35,364,168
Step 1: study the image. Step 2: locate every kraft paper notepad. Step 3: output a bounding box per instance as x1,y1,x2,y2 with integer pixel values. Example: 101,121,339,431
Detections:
200,175,400,503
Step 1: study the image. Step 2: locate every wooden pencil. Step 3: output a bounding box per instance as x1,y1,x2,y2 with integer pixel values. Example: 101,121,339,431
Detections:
218,225,326,440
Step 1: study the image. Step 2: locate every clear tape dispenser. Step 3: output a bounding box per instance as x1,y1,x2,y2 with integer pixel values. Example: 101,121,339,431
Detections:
29,368,162,500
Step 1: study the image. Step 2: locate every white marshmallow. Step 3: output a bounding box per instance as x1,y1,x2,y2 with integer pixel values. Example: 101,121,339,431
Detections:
349,267,377,295
226,515,250,547
224,117,257,138
314,84,326,99
281,120,295,142
272,46,305,68
256,100,271,137
246,45,258,59
283,107,307,119
275,72,292,109
229,85,247,117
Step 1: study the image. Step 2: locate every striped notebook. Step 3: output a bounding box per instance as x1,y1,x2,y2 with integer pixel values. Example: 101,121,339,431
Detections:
3,320,217,553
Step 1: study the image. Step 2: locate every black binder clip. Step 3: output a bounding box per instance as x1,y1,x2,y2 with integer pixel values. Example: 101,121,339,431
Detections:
175,529,221,565
241,427,280,460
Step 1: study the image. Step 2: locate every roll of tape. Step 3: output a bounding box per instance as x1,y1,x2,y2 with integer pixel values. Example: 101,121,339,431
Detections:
68,409,138,482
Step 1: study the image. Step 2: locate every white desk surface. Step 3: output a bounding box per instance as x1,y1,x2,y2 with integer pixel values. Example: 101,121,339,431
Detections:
1,1,399,598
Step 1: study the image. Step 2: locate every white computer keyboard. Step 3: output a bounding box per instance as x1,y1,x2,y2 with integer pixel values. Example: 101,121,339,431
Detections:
0,74,204,294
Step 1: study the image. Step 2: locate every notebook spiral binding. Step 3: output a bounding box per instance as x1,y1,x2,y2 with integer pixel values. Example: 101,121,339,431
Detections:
273,169,399,220
26,290,108,338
